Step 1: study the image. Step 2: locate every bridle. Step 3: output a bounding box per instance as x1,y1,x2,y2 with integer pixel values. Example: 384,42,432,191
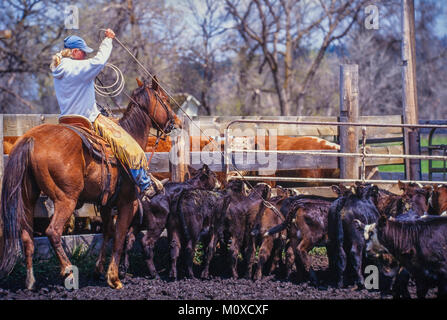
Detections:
124,85,176,138
123,85,177,166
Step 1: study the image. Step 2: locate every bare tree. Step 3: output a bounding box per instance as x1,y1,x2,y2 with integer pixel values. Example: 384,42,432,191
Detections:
225,0,369,116
180,0,229,115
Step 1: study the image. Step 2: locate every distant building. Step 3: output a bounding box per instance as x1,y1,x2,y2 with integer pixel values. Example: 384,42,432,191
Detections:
170,93,200,117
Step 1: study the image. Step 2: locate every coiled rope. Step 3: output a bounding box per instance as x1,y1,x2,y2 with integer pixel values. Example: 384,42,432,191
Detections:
94,63,125,98
96,29,285,222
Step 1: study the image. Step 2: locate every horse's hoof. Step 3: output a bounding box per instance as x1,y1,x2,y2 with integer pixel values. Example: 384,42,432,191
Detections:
107,277,123,289
26,280,36,291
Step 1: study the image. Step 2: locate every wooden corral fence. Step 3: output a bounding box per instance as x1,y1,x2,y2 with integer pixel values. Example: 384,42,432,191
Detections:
0,112,420,218
1,67,447,220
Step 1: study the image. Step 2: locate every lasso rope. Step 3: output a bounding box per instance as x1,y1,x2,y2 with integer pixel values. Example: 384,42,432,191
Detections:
94,63,125,98
97,30,285,222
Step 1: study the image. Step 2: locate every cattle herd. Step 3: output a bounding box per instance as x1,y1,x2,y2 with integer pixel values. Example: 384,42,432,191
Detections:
111,164,447,299
4,164,447,299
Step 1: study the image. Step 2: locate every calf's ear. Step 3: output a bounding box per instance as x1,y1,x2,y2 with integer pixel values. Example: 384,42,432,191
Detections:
202,164,210,173
331,185,341,195
136,77,144,87
353,219,365,231
398,180,406,191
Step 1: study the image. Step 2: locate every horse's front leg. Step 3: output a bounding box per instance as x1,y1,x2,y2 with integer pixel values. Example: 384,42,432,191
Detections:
106,197,138,289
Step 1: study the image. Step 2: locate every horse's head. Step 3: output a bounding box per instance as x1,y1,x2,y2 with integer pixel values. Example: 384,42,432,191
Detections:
133,76,182,133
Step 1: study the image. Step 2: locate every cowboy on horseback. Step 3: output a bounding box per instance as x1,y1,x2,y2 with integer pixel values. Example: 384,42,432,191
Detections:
50,29,159,206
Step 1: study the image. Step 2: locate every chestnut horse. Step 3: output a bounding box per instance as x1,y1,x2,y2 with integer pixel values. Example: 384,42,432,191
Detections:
0,77,182,290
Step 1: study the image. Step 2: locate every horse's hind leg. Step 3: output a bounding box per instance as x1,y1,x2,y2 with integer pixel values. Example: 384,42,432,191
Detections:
45,198,77,280
21,228,36,290
22,176,39,290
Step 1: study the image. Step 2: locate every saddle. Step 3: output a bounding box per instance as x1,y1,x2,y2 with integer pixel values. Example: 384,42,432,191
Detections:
59,115,119,206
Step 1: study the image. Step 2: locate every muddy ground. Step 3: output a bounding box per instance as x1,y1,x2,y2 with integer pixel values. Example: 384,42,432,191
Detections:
0,247,437,300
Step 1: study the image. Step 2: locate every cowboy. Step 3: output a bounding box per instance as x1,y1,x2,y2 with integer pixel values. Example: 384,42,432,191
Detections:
50,29,159,206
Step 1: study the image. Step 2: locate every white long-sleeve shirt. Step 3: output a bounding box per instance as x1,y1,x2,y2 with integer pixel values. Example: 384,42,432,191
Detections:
52,37,113,122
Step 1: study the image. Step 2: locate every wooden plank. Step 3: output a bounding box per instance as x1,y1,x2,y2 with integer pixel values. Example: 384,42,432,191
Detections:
34,197,98,218
289,183,402,197
0,114,3,194
339,64,360,180
2,114,403,140
193,115,402,138
365,145,405,166
227,151,339,171
3,114,59,136
401,0,420,180
3,144,406,176
169,115,190,181
0,115,3,256
198,116,402,138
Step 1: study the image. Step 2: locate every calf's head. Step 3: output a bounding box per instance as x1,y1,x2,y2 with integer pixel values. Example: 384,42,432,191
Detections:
398,181,430,214
188,164,221,190
429,184,447,215
354,215,388,258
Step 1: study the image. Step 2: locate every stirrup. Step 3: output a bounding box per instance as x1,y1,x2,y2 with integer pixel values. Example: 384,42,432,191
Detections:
141,184,157,201
148,173,164,192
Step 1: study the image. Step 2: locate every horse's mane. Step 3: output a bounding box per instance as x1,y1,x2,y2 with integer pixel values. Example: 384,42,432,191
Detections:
118,86,152,137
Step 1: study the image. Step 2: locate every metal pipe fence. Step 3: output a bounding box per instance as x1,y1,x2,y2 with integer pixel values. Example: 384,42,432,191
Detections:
224,119,447,185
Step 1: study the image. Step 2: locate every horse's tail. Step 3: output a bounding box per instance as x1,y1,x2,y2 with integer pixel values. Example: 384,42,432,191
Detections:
0,137,34,278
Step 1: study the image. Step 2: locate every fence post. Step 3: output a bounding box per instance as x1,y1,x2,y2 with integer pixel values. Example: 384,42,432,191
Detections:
339,64,359,180
0,114,3,193
0,114,3,259
169,115,190,182
401,0,420,180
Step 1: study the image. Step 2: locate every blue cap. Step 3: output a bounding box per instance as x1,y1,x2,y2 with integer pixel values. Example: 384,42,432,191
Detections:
63,35,94,53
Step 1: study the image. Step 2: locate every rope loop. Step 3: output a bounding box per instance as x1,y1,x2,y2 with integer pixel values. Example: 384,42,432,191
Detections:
94,63,125,98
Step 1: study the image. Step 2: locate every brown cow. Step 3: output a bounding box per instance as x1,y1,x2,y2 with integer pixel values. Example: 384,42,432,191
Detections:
428,184,447,216
266,194,336,284
222,181,271,279
252,192,288,281
255,136,340,187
